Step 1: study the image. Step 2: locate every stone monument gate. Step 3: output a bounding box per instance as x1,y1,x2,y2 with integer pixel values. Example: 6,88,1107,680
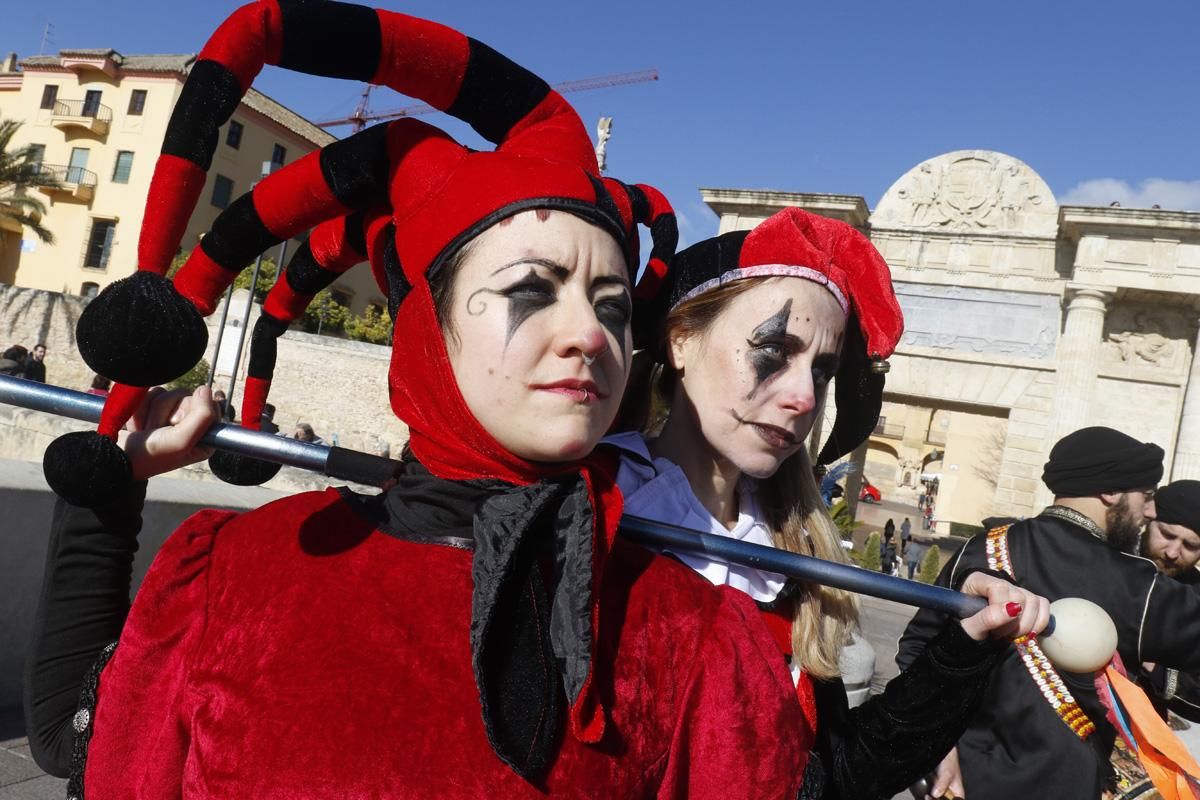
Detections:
703,150,1200,530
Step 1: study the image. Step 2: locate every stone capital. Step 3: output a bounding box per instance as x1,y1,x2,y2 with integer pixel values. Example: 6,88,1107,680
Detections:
1063,284,1116,314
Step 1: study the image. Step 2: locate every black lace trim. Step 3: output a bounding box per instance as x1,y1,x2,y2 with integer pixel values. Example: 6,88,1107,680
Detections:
66,641,117,800
797,750,826,800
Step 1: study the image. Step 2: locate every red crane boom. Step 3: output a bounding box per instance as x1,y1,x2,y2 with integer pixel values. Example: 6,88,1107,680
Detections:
315,68,658,132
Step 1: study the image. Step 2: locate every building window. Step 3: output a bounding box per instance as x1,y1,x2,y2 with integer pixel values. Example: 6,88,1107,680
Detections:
330,289,352,308
226,120,243,149
83,219,117,270
81,282,100,298
128,89,147,116
82,90,102,118
111,151,134,184
211,174,234,209
40,84,58,110
67,147,90,183
271,144,287,167
26,144,45,168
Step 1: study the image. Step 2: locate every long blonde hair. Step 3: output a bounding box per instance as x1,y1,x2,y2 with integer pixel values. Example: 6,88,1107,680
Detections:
624,279,859,680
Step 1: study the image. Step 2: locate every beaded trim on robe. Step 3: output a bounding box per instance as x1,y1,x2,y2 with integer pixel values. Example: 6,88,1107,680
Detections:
985,525,1097,740
67,640,118,800
1040,505,1107,542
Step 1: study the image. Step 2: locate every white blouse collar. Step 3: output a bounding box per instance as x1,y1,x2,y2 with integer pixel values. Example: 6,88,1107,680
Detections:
605,432,788,602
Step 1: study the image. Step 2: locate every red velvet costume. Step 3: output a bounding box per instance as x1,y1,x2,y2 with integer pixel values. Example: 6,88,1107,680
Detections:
41,2,809,797
83,486,805,798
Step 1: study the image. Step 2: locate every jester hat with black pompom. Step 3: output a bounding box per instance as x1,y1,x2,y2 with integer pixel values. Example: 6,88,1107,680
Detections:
640,207,903,466
48,0,677,504
43,0,680,781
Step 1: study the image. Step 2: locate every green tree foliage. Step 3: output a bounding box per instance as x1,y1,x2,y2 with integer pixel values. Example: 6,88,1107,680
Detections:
301,290,350,334
918,545,942,584
853,531,882,572
167,358,210,392
344,305,392,345
232,256,278,301
829,499,861,542
0,118,63,243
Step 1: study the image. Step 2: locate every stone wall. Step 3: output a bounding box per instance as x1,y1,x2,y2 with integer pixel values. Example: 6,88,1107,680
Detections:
0,282,411,470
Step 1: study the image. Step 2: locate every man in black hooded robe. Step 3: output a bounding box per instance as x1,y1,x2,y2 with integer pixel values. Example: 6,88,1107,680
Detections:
1137,479,1200,723
897,427,1200,800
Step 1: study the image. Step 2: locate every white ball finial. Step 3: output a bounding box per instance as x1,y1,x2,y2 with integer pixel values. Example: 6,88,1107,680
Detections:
1039,598,1118,673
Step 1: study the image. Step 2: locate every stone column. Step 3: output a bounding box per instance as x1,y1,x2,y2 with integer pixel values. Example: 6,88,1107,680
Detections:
1171,323,1200,480
1036,285,1115,508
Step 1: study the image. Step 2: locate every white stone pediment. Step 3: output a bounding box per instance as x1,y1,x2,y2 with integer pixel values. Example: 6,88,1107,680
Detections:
872,150,1058,237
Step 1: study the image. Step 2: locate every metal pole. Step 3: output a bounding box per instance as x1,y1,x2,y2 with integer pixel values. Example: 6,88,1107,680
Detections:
1,374,1031,625
223,253,264,415
207,284,235,389
224,238,288,419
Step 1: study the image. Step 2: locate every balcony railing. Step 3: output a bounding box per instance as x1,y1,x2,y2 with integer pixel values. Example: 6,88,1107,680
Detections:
51,99,112,135
873,422,905,439
37,164,97,202
926,428,948,446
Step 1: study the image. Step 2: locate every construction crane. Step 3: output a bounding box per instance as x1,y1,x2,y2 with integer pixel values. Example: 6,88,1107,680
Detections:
316,68,658,133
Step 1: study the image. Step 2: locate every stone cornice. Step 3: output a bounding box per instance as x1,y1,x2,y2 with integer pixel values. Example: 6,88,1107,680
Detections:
699,187,869,228
1058,205,1200,240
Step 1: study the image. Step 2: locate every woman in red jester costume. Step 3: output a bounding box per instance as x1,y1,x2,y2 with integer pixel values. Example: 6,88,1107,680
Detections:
27,2,807,797
607,209,1052,799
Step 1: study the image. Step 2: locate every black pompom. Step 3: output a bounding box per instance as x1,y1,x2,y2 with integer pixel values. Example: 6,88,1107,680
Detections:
77,271,209,386
208,450,282,486
43,432,134,508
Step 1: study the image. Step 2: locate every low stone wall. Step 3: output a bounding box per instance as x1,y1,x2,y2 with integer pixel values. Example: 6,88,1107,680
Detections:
0,282,411,466
0,458,289,716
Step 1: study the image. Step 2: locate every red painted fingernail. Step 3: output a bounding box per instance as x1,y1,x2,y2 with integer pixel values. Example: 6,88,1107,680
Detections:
1006,602,1022,617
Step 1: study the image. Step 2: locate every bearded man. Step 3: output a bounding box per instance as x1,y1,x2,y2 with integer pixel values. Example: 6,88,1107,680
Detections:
1138,479,1200,723
897,427,1200,800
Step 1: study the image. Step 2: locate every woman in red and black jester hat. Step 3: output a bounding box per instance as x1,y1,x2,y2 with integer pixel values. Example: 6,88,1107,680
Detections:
607,208,1052,800
26,2,806,797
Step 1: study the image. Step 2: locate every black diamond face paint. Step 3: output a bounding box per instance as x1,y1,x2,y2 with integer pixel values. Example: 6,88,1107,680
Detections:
593,289,632,360
744,299,792,399
467,269,555,346
465,267,632,356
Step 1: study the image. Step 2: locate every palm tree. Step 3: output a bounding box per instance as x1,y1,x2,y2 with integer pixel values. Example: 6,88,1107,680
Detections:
0,118,62,243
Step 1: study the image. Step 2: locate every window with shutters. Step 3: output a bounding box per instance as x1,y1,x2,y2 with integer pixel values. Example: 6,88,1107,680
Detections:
111,151,134,184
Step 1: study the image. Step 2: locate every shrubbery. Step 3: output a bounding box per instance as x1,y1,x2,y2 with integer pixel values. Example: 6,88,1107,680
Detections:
918,545,942,584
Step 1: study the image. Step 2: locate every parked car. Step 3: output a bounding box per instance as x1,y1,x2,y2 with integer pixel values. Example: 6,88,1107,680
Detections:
859,480,881,504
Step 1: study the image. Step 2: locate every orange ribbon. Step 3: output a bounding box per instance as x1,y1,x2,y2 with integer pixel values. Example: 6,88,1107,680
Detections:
1104,666,1200,799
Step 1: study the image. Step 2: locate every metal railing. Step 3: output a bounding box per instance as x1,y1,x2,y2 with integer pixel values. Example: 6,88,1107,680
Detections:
52,98,113,123
873,422,905,439
39,164,98,188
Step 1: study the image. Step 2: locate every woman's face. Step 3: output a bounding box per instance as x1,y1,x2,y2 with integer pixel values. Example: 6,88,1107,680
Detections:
669,277,845,479
445,210,632,462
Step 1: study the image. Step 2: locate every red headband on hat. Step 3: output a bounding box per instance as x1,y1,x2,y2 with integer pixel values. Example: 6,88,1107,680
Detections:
649,208,904,464
47,0,678,503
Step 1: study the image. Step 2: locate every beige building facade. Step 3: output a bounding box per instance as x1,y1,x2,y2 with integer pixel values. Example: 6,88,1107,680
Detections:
0,49,383,316
705,150,1200,534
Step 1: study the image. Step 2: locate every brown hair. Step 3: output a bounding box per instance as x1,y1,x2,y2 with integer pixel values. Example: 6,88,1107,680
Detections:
628,279,859,680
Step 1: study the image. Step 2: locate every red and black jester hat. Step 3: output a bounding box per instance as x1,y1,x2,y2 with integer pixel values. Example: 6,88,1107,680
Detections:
645,208,903,466
45,0,678,505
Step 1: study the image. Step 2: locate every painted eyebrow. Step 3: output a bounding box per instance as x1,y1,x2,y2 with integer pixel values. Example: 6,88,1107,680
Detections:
491,257,630,292
591,275,631,294
490,257,569,279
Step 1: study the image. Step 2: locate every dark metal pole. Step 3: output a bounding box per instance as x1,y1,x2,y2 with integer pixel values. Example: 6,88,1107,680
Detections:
223,253,264,413
207,284,235,389
0,375,1012,622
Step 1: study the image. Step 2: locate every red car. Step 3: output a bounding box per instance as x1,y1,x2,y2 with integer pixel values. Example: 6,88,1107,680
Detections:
859,480,881,504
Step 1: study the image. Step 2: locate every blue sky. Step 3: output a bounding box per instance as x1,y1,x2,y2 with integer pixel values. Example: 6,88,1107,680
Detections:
7,0,1199,246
